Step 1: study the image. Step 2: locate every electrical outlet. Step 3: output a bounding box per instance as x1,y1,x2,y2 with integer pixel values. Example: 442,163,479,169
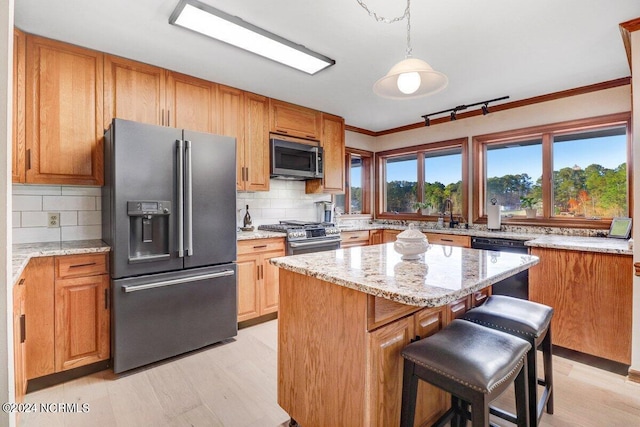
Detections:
48,212,60,228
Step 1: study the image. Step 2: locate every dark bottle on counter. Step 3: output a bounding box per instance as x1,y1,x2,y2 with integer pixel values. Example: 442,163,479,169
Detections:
243,205,252,228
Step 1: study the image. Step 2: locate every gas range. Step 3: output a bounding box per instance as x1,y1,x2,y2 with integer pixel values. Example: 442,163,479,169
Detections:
258,220,341,255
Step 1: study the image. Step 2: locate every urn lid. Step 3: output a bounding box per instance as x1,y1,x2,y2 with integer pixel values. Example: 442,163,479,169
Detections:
396,224,427,241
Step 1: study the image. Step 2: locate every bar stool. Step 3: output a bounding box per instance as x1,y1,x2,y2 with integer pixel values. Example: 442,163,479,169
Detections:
400,319,531,427
463,295,554,427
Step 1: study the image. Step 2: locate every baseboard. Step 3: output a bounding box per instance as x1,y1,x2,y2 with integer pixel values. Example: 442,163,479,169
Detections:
238,312,278,329
628,369,640,384
27,360,110,393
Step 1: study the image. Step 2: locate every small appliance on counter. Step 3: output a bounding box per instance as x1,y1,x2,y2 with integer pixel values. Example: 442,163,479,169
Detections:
316,201,335,224
487,198,502,230
241,204,254,231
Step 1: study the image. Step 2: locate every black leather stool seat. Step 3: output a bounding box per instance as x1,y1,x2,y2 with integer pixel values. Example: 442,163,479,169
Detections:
463,295,554,427
400,319,531,427
462,295,553,340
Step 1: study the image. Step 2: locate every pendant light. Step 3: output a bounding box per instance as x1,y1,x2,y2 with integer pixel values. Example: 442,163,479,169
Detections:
368,0,448,99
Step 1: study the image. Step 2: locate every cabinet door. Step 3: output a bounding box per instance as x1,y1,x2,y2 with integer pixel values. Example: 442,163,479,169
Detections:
413,307,448,426
104,55,166,126
369,230,383,245
321,113,345,193
261,249,285,315
269,99,321,140
25,256,55,379
367,316,413,427
218,85,245,189
54,274,110,371
243,92,270,191
446,296,471,323
25,35,104,185
383,229,402,243
236,254,260,321
13,279,26,403
12,29,25,183
167,71,217,133
341,230,370,248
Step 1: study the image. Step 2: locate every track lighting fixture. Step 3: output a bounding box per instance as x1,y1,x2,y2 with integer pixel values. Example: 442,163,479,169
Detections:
421,96,509,126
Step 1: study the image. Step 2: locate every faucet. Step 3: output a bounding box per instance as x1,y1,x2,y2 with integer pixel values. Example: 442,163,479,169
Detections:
444,198,459,229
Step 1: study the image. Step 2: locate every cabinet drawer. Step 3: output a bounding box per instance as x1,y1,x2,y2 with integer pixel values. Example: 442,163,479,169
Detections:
238,238,285,255
425,233,470,248
341,230,370,248
55,253,108,279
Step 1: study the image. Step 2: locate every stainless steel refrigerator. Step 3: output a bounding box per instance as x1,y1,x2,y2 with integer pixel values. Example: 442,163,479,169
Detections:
102,119,237,373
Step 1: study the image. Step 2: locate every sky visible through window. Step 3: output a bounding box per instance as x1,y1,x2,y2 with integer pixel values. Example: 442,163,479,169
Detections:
385,135,625,184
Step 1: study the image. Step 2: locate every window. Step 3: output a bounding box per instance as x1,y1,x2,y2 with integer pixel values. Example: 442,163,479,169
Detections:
473,113,631,227
335,148,372,215
377,138,468,220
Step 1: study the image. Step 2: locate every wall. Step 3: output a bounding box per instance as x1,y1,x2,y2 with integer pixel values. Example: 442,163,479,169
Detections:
11,180,331,244
1,0,13,425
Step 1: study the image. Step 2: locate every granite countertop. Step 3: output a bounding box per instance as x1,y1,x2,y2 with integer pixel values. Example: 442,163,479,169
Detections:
337,223,632,255
12,240,111,284
237,230,286,241
270,243,539,307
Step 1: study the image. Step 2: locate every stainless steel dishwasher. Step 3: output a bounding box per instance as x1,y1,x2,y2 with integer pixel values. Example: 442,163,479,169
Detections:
471,237,530,299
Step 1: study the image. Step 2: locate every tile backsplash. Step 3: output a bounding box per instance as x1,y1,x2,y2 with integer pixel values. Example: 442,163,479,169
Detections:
12,180,331,244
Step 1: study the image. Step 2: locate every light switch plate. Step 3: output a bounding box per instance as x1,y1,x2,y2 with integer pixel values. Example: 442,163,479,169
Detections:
48,212,60,228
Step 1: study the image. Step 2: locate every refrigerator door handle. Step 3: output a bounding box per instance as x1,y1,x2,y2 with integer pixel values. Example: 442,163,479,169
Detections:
121,270,236,293
177,140,185,258
185,140,194,256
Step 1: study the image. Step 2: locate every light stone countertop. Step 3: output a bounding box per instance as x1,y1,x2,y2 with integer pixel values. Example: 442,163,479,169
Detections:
237,230,286,241
12,240,111,284
270,243,539,307
525,235,632,255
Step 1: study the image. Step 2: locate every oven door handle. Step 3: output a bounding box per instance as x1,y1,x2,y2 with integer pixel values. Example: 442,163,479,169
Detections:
289,239,342,248
121,270,235,293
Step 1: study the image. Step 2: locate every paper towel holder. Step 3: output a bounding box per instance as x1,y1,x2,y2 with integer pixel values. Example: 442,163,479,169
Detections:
487,198,502,231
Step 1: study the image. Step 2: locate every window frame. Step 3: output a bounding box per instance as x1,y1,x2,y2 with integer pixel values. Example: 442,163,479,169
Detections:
376,138,468,221
337,148,373,215
472,112,632,228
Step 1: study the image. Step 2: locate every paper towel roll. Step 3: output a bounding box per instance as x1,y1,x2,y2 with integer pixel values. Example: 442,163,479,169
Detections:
487,204,501,230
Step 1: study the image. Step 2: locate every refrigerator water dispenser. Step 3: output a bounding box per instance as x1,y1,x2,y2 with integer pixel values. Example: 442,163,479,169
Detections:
127,201,171,262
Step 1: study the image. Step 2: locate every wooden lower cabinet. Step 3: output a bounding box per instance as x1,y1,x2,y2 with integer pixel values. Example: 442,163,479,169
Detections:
54,274,110,372
237,238,285,322
13,273,27,404
369,230,383,245
23,253,110,386
529,248,632,364
278,270,449,427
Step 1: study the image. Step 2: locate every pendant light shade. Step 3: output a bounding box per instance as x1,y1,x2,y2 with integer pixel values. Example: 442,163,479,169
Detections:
373,57,448,99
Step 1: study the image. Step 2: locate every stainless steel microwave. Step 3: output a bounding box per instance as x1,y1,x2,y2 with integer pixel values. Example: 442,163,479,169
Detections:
270,138,323,180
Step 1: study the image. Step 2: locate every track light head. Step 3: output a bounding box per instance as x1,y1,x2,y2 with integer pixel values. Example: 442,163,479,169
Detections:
482,103,489,115
450,111,457,121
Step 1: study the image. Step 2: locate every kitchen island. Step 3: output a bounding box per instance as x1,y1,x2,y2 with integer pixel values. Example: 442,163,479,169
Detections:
270,243,539,427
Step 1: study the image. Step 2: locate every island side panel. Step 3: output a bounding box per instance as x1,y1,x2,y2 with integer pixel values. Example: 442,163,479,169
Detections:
278,269,368,427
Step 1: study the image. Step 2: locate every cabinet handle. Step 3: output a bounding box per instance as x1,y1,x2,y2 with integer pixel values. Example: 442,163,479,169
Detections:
18,278,25,286
69,262,97,269
244,167,249,182
20,314,25,343
450,303,466,314
167,110,171,127
105,289,110,310
441,239,454,242
253,245,267,249
26,149,31,170
474,293,487,304
256,265,261,281
349,236,360,239
161,109,165,126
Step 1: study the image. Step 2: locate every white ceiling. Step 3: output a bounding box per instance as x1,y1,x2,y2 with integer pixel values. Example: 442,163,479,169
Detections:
14,0,640,132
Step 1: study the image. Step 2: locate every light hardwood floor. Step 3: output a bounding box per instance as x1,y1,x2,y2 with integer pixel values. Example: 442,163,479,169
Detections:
19,319,640,427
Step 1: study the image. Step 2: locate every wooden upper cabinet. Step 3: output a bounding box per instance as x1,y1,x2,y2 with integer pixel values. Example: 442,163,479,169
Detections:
103,55,166,127
243,92,270,191
269,99,322,140
12,29,26,183
166,71,217,133
25,35,104,185
217,85,246,189
306,113,345,194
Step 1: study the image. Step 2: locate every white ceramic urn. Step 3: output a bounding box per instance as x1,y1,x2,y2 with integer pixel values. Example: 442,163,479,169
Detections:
394,224,429,260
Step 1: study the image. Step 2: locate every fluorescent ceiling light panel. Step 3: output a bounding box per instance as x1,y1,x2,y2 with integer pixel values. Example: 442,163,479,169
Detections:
169,0,335,75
